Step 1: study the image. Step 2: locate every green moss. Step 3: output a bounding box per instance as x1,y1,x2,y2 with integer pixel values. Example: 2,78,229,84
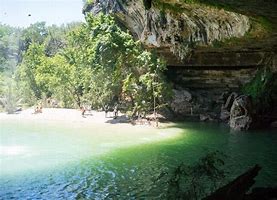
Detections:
243,69,271,99
153,1,186,13
254,16,273,32
242,68,276,114
86,0,94,4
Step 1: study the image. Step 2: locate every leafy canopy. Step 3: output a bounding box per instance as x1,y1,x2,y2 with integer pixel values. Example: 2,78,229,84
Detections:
16,13,171,115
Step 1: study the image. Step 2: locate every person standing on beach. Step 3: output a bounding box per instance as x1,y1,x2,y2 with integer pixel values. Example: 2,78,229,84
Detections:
113,104,118,119
104,105,109,118
81,106,85,117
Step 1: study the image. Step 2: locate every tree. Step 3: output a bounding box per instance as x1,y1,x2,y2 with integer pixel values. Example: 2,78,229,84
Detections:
15,14,171,114
18,22,48,56
0,23,21,72
17,43,47,100
0,24,23,112
83,14,171,114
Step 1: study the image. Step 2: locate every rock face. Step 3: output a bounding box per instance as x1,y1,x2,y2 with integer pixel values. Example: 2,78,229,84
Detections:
85,0,277,129
271,121,277,128
220,92,238,122
229,95,253,131
86,0,250,60
166,60,257,120
170,89,192,115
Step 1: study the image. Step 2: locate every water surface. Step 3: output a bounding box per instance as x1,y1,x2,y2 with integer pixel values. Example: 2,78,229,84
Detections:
1,120,277,199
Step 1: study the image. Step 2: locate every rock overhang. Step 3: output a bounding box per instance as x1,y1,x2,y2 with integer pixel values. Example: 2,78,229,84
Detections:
83,0,251,63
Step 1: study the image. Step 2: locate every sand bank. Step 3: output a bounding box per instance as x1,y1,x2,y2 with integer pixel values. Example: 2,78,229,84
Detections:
0,108,127,124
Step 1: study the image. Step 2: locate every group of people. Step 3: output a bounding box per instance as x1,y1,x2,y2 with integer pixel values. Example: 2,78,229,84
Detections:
80,104,118,118
33,104,43,114
104,104,119,119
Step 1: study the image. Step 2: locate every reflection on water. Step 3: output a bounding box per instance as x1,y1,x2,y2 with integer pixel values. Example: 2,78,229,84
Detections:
0,145,30,156
0,121,277,199
0,121,179,176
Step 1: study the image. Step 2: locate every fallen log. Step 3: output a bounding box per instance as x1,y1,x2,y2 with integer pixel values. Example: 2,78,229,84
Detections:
244,187,277,200
203,165,261,200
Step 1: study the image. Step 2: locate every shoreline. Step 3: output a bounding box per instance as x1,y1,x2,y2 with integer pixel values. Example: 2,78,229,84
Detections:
0,108,164,128
0,108,125,124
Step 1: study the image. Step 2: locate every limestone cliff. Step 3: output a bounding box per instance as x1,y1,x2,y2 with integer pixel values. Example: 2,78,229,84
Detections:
84,0,277,128
84,0,250,60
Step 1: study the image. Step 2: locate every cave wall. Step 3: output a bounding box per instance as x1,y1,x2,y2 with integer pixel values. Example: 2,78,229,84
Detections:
167,50,276,122
166,50,259,118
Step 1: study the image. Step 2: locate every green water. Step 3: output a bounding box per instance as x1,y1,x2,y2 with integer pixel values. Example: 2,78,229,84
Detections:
0,121,277,199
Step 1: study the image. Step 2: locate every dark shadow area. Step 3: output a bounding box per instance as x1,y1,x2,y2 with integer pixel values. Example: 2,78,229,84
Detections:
105,115,130,124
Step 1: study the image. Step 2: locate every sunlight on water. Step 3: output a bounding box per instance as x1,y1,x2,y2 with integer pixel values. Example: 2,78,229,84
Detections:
0,145,29,156
1,120,276,199
0,120,181,176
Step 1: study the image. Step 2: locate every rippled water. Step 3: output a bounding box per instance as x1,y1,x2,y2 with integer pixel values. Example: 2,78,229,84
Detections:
1,121,277,199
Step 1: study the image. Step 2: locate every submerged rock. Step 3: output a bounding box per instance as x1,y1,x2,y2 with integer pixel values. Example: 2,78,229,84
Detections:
230,95,253,131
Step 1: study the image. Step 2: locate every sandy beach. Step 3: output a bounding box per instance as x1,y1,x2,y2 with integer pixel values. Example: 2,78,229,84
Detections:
0,108,131,125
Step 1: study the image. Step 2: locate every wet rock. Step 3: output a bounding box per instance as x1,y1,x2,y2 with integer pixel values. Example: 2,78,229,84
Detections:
220,92,238,122
224,92,238,111
220,109,230,122
270,121,277,128
230,95,253,131
170,89,193,115
200,114,213,122
217,91,229,104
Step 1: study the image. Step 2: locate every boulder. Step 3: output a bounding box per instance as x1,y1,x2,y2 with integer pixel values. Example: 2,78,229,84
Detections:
223,92,238,111
217,91,229,104
220,108,230,122
229,95,253,131
270,121,277,128
220,92,238,122
170,89,193,115
200,114,213,122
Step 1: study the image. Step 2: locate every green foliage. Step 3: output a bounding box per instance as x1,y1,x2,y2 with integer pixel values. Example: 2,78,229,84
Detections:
65,13,170,112
243,69,272,100
161,151,227,200
242,68,276,114
17,43,47,100
0,75,22,113
153,1,186,14
14,14,170,113
143,0,152,10
0,23,21,72
0,24,24,111
17,22,48,62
